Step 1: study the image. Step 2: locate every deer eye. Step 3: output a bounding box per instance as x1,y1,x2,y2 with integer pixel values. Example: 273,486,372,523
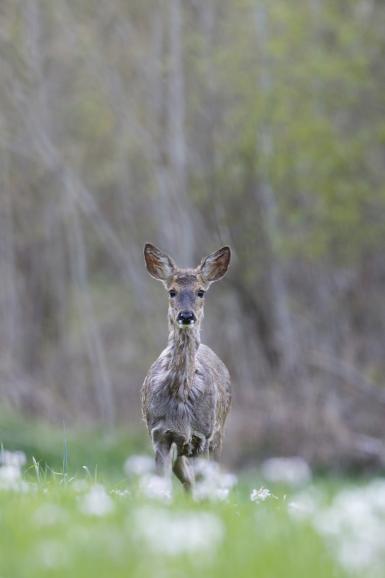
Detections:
169,289,176,298
197,289,205,298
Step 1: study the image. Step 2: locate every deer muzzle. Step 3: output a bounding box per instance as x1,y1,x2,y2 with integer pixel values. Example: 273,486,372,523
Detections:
177,310,196,326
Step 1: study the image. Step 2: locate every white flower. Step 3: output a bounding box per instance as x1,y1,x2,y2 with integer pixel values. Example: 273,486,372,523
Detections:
33,504,68,527
124,455,154,477
261,457,312,486
0,465,30,492
0,448,29,492
71,479,90,493
36,539,69,569
0,450,26,468
288,490,322,521
111,488,130,497
133,507,224,556
193,458,220,480
80,484,114,516
220,472,238,490
194,483,229,502
139,475,172,502
194,485,222,502
312,481,385,573
288,481,385,572
0,464,21,484
193,459,237,502
250,487,272,503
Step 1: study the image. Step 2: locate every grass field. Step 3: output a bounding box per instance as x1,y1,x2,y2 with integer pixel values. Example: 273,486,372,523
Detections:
1,411,384,578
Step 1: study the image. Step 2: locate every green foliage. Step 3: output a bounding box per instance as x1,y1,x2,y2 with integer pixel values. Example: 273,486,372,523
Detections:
0,409,147,479
209,0,384,263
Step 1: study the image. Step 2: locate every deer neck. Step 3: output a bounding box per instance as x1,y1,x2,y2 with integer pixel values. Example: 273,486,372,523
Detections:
167,322,200,398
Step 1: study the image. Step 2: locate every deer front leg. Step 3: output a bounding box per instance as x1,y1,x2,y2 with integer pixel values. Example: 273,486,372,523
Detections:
151,427,174,480
173,456,194,492
154,441,174,480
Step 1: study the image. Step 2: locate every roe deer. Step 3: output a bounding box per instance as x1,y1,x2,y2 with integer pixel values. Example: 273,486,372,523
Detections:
142,243,231,491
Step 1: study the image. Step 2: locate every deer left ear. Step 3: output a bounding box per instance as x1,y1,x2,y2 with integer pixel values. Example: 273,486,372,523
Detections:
199,246,231,283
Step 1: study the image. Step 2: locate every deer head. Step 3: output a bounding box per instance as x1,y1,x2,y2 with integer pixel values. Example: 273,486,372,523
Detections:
144,243,231,330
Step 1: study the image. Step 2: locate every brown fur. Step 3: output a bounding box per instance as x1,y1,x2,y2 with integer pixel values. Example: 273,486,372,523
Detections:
142,244,231,490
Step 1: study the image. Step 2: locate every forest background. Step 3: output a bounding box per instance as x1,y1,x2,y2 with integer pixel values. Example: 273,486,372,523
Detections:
1,0,384,471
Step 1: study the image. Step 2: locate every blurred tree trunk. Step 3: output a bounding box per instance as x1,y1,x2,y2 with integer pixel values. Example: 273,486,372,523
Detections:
168,0,186,199
65,174,116,426
0,154,20,373
16,1,116,422
166,0,194,261
254,3,298,376
198,0,231,246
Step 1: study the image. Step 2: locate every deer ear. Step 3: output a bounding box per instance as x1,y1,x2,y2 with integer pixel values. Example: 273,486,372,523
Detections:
144,243,176,281
199,246,231,283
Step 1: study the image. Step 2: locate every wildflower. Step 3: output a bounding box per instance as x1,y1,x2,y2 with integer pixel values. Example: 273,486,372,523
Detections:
0,464,21,485
193,482,229,502
36,539,69,569
288,488,323,521
0,449,29,493
312,480,385,573
133,507,224,556
193,458,220,480
193,459,237,502
111,488,130,497
261,457,312,486
124,455,154,477
250,487,272,503
33,503,68,527
193,476,235,502
139,475,172,502
80,484,114,516
0,449,26,468
71,479,90,493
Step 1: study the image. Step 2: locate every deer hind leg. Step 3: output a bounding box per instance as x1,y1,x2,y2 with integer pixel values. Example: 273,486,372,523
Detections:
173,456,194,492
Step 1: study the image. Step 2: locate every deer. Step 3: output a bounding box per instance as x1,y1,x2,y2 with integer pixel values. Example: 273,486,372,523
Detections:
142,243,231,491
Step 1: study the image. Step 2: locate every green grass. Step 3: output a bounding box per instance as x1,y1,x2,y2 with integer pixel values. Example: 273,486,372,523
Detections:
0,476,348,578
0,410,380,578
0,409,147,479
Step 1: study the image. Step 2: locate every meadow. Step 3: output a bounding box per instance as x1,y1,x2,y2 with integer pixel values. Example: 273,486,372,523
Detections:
1,411,384,578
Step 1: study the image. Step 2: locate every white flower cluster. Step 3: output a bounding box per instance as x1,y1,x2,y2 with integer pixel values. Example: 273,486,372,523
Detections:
124,453,237,502
261,457,312,486
312,480,385,574
193,459,237,502
250,487,273,503
124,455,154,478
79,484,115,516
133,506,224,556
0,449,29,492
124,454,172,502
287,488,321,520
33,503,69,527
139,475,173,502
288,480,385,574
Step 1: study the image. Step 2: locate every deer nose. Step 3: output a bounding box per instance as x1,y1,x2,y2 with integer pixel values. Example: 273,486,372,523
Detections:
177,311,196,326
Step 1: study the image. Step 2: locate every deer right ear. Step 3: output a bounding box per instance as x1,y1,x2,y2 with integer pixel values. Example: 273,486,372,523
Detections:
144,243,176,281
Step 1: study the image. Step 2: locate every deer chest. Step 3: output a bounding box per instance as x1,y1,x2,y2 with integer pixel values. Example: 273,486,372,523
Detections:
145,378,216,456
